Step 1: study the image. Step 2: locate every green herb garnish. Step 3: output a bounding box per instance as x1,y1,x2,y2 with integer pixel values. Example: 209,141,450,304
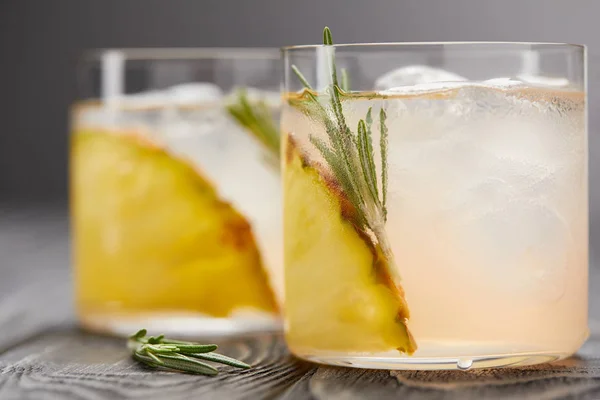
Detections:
289,27,390,244
128,329,251,376
227,89,281,165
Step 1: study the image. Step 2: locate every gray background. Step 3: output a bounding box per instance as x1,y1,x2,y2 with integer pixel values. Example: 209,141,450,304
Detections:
1,0,599,255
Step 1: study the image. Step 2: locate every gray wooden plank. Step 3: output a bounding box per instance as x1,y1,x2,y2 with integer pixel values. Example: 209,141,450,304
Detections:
3,207,600,399
279,340,600,400
7,325,599,399
0,206,73,353
7,330,600,400
0,330,314,400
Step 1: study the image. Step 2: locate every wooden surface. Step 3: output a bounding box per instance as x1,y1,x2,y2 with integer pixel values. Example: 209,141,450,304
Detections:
2,206,600,400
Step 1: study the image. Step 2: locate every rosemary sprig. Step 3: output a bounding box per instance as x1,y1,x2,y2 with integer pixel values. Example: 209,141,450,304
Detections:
289,27,389,236
128,329,251,376
226,89,281,164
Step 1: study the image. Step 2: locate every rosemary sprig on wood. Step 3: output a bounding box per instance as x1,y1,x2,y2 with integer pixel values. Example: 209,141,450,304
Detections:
226,89,281,164
128,329,250,376
289,27,389,238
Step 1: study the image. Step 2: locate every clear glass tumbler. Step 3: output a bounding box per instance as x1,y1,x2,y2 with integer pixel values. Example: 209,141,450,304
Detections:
71,49,283,337
281,38,587,369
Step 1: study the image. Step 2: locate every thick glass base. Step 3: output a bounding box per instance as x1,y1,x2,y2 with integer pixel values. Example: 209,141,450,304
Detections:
80,311,281,338
298,352,567,371
290,339,579,370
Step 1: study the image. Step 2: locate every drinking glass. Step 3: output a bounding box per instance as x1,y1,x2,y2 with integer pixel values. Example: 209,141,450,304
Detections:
71,49,282,337
281,41,587,369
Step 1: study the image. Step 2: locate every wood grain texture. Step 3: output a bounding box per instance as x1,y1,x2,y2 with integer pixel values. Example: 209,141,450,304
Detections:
0,330,316,400
2,206,600,400
3,331,600,400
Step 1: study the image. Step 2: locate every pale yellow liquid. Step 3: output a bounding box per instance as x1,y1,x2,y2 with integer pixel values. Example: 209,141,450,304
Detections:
282,84,588,368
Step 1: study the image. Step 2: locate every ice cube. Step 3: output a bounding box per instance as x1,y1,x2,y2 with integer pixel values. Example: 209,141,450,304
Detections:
102,83,224,109
482,76,570,89
379,81,472,96
116,90,169,108
168,83,223,106
481,77,525,88
375,65,467,91
516,75,570,88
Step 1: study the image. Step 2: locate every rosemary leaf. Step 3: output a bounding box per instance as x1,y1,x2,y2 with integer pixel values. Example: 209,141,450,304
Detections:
341,68,350,92
144,350,165,365
291,65,314,91
365,106,373,130
133,352,160,367
145,344,179,354
323,27,338,86
158,353,219,376
364,107,380,202
188,352,251,369
321,28,353,149
131,329,147,340
160,338,194,345
323,26,334,45
176,344,219,354
357,119,379,208
380,108,389,221
148,334,165,344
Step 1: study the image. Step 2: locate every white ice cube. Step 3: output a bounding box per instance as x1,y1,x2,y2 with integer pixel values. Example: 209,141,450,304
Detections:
481,77,525,88
516,75,570,88
375,65,467,91
103,83,224,109
168,83,223,106
379,81,472,96
483,76,570,89
116,90,169,108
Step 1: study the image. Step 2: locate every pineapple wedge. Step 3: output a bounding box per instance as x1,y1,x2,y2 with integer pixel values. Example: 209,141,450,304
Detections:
72,129,278,317
284,139,416,354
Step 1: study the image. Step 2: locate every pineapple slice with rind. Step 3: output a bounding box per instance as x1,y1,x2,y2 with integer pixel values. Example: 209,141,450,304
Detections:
72,128,278,317
284,138,416,354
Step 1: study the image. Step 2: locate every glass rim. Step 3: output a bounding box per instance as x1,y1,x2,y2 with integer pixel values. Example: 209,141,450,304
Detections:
281,41,585,52
81,48,281,61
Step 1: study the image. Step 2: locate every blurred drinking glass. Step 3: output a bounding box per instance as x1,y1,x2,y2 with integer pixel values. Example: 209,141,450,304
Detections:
71,49,282,337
